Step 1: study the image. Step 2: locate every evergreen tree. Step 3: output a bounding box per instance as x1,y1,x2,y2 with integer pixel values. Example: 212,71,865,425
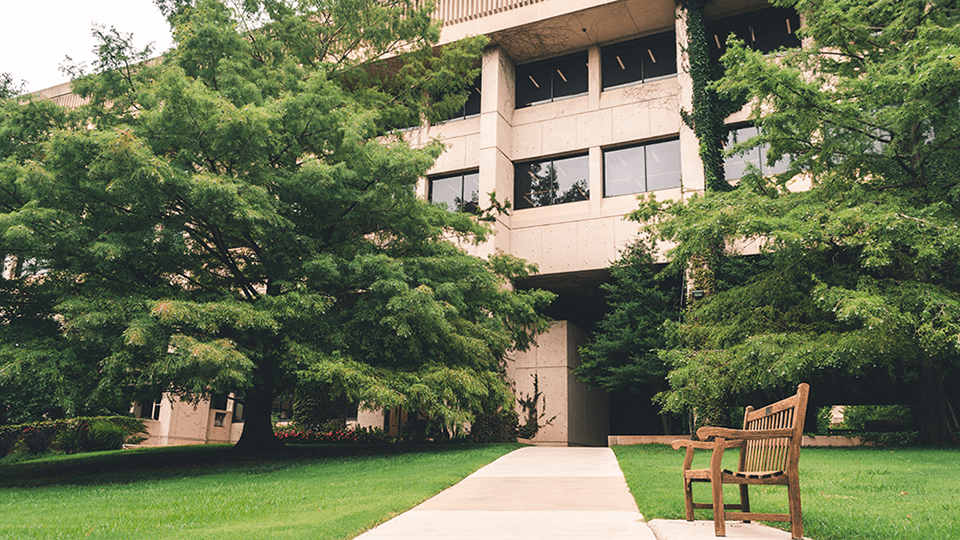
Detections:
639,0,960,445
0,0,553,450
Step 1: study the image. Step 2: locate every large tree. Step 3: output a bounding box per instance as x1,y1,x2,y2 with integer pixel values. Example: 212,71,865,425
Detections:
637,0,960,445
0,0,553,450
575,241,680,432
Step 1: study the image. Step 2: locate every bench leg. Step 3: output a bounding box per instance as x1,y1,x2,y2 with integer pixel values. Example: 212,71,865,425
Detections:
683,479,695,521
710,441,726,537
739,484,750,521
788,476,803,539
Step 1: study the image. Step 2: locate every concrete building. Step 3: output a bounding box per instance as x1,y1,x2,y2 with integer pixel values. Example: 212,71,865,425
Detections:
30,0,800,447
354,0,799,445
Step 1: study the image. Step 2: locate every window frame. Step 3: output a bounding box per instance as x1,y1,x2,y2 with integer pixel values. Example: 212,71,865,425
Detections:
514,153,590,210
707,7,802,64
601,31,678,91
515,51,589,109
428,170,481,214
723,124,791,180
437,73,482,123
603,137,682,197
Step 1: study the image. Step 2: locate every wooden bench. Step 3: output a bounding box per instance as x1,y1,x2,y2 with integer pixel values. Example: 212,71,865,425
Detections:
671,383,810,539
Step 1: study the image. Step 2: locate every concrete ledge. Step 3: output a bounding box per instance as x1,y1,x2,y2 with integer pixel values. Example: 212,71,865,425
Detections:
647,519,809,540
802,434,869,447
609,434,869,447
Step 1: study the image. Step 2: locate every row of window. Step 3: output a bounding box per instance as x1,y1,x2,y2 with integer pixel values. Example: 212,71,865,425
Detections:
426,8,800,126
513,7,799,110
429,128,789,212
515,32,675,109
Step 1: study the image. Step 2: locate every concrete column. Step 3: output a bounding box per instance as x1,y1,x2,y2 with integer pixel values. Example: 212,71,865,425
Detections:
589,145,602,217
675,4,705,195
478,46,515,258
588,45,601,112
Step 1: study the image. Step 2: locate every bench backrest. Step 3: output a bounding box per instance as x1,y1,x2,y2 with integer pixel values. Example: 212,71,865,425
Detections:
739,383,810,474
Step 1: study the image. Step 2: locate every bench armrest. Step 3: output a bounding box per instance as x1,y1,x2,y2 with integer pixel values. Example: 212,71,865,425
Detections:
671,438,745,451
670,439,714,451
696,427,794,441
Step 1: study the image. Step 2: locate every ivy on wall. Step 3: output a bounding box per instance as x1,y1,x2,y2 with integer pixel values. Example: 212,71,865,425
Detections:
678,0,746,193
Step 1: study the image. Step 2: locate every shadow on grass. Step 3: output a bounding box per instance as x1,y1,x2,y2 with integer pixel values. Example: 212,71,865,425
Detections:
0,442,504,488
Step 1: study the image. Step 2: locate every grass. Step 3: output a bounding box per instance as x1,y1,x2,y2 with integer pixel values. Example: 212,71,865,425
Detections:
613,444,960,540
0,443,521,539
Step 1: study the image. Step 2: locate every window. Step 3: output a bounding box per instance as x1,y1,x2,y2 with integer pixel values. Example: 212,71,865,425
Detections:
516,51,588,108
439,74,481,122
724,125,790,180
708,7,801,63
138,401,161,421
273,397,294,421
514,154,589,209
601,32,677,90
604,138,682,197
210,393,229,411
430,170,480,213
232,399,244,423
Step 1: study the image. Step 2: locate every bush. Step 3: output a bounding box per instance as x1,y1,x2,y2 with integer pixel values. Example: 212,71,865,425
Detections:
1,417,146,457
274,424,393,444
470,408,518,443
20,423,59,454
87,421,128,451
841,405,914,431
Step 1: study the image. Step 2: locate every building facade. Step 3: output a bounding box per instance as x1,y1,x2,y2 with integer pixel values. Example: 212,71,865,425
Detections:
355,0,799,445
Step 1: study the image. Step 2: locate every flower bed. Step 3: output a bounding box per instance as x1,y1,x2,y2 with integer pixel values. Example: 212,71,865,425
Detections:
273,424,393,444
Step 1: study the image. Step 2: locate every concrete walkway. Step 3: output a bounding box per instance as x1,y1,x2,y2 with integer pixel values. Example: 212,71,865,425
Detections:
353,446,808,540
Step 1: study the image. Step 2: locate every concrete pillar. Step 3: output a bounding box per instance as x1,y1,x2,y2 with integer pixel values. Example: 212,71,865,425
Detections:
478,45,516,259
675,4,706,195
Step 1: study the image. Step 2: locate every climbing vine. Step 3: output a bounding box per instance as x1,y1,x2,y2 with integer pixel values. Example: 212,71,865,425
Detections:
678,0,746,193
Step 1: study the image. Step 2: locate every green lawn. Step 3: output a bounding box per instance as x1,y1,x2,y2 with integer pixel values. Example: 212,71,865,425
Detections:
613,444,960,540
0,443,521,540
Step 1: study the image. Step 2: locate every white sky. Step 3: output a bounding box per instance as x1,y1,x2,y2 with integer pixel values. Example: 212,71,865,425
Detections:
0,0,175,93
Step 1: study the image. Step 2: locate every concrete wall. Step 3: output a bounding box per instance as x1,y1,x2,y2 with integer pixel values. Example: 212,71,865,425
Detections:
136,394,242,447
509,320,609,446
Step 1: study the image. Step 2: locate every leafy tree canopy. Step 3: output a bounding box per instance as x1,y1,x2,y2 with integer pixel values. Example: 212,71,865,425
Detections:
635,0,960,445
0,0,554,448
576,241,679,397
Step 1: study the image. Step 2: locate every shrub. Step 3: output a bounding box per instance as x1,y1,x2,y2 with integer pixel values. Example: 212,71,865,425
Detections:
0,425,22,457
842,405,915,431
87,421,128,451
274,424,393,444
470,408,518,443
2,417,146,457
21,423,59,454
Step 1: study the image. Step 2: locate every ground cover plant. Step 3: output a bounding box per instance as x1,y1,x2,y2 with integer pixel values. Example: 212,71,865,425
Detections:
614,444,960,540
0,442,520,539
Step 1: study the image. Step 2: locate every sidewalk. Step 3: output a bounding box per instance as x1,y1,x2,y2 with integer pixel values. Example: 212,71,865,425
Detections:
353,446,808,540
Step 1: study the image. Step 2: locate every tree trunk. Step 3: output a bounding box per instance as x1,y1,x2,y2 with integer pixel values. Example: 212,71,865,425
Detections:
917,359,958,447
233,384,285,453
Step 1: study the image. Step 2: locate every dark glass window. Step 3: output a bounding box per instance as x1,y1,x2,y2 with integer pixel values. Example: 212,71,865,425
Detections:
724,125,790,180
708,7,801,63
516,51,589,108
273,397,294,421
601,32,677,89
515,154,589,209
430,171,480,213
211,393,229,411
604,138,681,197
440,74,482,122
138,401,161,421
232,398,244,423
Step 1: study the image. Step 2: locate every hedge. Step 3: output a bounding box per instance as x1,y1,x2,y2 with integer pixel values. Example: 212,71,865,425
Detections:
0,416,147,457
